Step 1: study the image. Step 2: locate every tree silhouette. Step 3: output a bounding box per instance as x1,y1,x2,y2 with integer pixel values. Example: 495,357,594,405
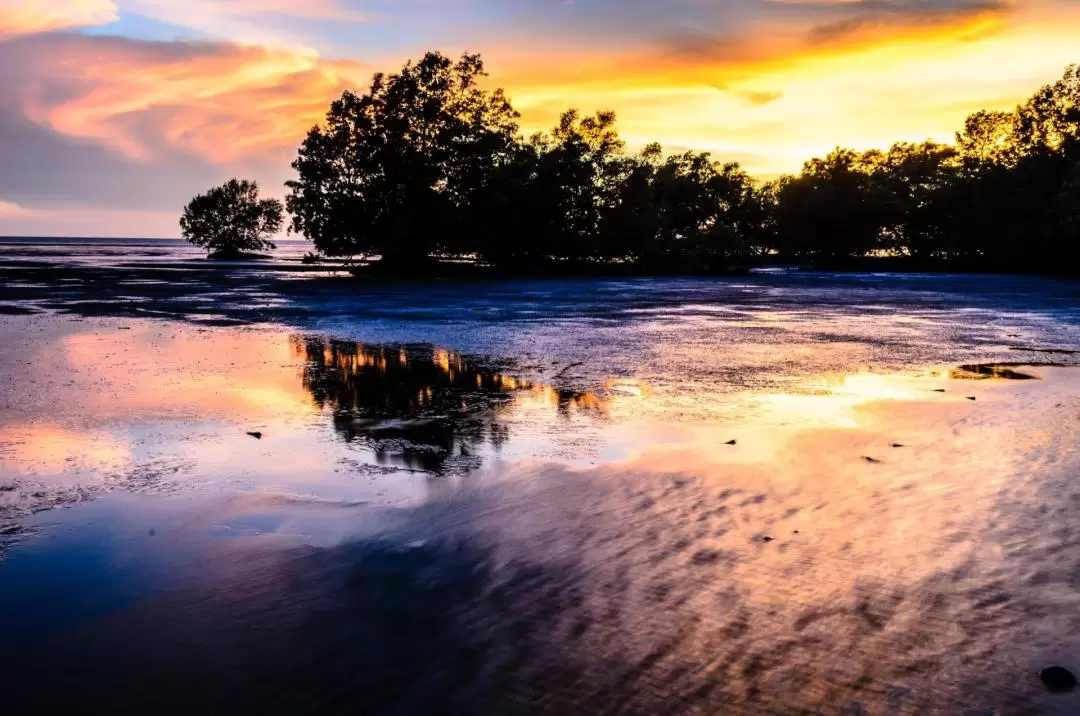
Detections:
286,52,520,269
180,179,283,258
284,54,1080,276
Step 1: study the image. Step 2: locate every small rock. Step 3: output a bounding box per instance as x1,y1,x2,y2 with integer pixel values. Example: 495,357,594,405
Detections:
148,529,156,537
932,389,946,393
246,431,263,439
761,536,775,543
793,530,800,534
862,456,883,464
966,396,977,401
890,443,905,448
1040,666,1077,693
725,439,737,446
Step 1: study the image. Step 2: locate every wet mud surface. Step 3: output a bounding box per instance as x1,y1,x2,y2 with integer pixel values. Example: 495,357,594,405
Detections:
2,240,1080,713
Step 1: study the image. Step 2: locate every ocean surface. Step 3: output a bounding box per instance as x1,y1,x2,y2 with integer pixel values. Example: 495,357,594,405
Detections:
2,237,1080,713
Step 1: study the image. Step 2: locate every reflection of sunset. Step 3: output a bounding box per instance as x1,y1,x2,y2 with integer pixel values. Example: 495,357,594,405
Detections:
760,372,930,429
0,424,129,478
290,336,610,420
61,326,314,420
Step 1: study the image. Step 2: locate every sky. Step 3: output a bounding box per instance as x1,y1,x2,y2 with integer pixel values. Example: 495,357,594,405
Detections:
0,0,1078,237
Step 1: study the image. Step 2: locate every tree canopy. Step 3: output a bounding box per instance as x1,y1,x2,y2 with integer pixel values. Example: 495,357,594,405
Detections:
281,54,1080,275
180,179,283,258
285,52,764,274
285,52,520,267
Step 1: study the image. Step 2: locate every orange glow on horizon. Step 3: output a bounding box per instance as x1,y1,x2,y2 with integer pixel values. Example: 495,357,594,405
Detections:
2,0,1080,235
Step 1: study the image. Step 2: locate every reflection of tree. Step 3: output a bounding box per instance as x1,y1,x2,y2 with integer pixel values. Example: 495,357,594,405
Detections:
292,337,603,474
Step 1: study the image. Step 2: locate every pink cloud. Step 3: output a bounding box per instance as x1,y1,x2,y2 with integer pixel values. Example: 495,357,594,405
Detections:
1,33,368,164
0,0,117,36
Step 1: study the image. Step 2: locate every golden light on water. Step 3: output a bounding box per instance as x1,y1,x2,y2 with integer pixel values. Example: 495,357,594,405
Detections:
761,373,932,429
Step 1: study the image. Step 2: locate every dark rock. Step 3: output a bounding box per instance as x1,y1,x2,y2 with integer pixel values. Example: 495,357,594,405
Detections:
761,536,774,543
793,530,800,534
890,443,905,448
862,456,883,464
932,389,946,393
725,439,737,445
1040,666,1077,693
966,396,977,401
246,431,263,439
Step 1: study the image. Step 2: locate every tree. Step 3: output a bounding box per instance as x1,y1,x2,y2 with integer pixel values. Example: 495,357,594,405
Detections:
870,142,959,258
286,52,520,268
611,148,765,270
774,148,898,262
282,51,1080,275
180,179,283,258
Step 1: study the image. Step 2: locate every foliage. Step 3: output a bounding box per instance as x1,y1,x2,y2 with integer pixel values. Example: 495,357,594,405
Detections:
180,179,283,258
285,54,1080,275
285,52,520,267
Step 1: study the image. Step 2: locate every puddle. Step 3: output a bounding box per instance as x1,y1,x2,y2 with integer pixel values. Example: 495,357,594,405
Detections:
296,337,603,474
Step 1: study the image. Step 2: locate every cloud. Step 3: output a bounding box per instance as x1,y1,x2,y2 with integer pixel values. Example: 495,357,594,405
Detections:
803,0,1013,44
0,0,117,36
120,0,369,48
0,31,370,231
0,199,32,217
1,0,1078,239
743,90,785,105
0,32,367,164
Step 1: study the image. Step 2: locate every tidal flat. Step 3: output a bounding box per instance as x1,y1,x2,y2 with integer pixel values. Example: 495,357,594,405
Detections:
2,239,1080,713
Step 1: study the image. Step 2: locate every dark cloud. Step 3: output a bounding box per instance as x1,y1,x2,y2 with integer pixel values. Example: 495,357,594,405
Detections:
798,0,1014,44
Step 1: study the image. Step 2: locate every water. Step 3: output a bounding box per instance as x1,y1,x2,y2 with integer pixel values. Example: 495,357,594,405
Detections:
0,236,316,267
1,238,1080,713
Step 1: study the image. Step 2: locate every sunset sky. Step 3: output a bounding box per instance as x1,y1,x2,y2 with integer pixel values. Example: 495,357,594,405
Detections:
1,0,1078,237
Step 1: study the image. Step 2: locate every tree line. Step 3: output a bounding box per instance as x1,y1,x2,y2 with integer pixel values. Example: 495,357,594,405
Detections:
182,52,1080,274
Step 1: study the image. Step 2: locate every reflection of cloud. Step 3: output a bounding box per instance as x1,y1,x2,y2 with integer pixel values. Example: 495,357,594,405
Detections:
61,327,314,420
0,424,130,478
0,0,117,37
760,372,927,429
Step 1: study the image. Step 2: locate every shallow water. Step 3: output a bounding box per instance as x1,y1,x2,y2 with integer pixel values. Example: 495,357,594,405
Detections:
1,240,1080,713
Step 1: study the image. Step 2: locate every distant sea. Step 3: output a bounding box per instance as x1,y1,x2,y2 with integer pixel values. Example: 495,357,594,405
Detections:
0,236,314,267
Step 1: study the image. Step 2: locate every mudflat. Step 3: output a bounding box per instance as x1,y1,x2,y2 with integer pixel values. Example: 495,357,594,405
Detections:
2,238,1080,714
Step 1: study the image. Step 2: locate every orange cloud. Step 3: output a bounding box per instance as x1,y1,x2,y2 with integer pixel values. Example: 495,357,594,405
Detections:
480,0,1073,174
0,0,117,36
2,0,1078,238
3,34,368,163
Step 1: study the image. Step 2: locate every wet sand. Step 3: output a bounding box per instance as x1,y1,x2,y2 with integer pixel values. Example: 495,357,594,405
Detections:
2,242,1080,713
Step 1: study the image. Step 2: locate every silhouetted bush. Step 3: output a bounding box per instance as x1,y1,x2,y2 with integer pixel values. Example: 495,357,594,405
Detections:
180,179,284,259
